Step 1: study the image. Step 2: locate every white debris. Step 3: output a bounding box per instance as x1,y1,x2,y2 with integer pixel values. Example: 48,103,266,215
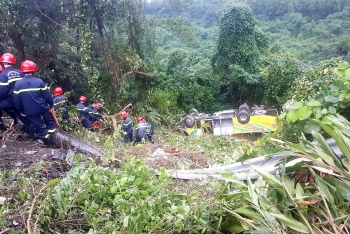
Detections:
151,148,166,157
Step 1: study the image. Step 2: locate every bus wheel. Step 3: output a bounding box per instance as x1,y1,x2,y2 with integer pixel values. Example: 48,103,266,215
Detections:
237,110,250,124
183,115,195,128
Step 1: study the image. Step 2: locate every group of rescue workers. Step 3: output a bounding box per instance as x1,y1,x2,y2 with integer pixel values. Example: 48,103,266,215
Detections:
0,52,154,148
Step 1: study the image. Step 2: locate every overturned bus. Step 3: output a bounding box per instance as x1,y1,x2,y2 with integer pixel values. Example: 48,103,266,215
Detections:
178,104,278,136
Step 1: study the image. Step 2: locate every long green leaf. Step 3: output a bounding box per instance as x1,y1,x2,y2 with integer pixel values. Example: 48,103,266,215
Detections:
247,177,259,207
316,120,350,161
315,175,335,205
270,213,309,233
312,131,342,168
234,207,263,220
251,166,284,194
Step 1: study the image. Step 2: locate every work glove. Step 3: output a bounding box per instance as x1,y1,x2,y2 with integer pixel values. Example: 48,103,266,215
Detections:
141,137,145,144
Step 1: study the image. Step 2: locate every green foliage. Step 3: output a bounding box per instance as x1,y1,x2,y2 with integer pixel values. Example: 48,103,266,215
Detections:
279,61,350,134
212,4,267,73
215,114,350,233
261,54,304,109
244,0,350,20
287,59,340,102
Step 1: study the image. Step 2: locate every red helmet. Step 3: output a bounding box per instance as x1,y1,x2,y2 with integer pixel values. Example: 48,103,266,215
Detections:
141,119,146,123
53,87,63,95
0,66,3,72
79,96,87,102
0,53,16,64
120,111,128,118
136,116,143,122
95,102,101,109
20,60,36,73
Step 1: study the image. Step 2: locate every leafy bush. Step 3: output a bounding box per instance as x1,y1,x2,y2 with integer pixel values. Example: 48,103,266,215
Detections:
215,114,350,233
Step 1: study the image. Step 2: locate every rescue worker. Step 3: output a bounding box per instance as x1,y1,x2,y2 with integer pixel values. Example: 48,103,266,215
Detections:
88,102,103,120
134,116,154,145
13,60,58,148
141,117,155,143
0,53,33,136
120,111,133,143
76,96,94,130
53,87,71,122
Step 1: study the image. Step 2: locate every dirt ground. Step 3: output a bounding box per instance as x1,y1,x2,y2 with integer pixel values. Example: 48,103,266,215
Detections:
0,129,70,178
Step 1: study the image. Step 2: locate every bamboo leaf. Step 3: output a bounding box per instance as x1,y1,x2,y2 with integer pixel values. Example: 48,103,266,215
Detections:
270,213,309,233
312,131,341,167
315,120,350,161
315,175,335,204
282,175,295,196
251,166,284,194
295,183,304,202
234,207,263,220
247,177,259,207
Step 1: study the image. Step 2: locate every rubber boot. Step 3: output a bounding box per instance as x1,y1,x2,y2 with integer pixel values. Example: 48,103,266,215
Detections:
0,122,7,132
49,132,60,148
25,125,36,140
41,137,51,148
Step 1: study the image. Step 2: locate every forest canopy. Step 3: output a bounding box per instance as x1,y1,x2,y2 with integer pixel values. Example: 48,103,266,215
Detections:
0,0,349,123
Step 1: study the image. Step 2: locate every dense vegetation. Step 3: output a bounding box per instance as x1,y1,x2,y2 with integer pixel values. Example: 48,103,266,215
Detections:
1,0,350,233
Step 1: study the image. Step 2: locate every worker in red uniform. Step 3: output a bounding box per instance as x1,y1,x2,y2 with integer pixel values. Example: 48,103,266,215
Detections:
13,60,58,148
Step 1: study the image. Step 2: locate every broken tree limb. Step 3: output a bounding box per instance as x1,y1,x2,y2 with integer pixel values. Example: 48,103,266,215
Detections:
105,103,132,131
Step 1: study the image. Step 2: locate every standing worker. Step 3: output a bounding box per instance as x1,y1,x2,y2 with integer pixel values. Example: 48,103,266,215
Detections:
0,53,33,136
13,60,58,148
120,111,133,143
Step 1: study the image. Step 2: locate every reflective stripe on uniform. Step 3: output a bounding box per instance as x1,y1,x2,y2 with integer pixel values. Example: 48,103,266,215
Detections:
54,100,66,106
14,86,48,94
8,78,22,83
124,121,132,126
48,129,56,133
0,82,8,86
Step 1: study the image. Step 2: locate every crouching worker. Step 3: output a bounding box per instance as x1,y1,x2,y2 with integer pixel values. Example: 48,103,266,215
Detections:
120,111,133,143
76,95,93,131
141,117,154,143
13,60,59,148
133,116,154,145
53,87,71,122
133,116,147,145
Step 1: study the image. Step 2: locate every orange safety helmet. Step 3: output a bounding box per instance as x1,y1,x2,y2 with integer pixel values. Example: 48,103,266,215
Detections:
120,111,128,118
79,96,87,102
0,53,16,64
20,60,36,73
95,102,101,109
136,116,143,122
53,87,63,95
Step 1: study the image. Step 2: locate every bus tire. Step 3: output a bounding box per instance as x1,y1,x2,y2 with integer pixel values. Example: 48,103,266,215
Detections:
239,103,250,113
183,115,195,128
237,110,250,124
189,108,199,116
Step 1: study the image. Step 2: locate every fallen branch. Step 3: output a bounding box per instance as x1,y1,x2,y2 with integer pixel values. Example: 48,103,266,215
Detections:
26,185,47,234
105,103,132,131
0,228,10,234
105,103,132,119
